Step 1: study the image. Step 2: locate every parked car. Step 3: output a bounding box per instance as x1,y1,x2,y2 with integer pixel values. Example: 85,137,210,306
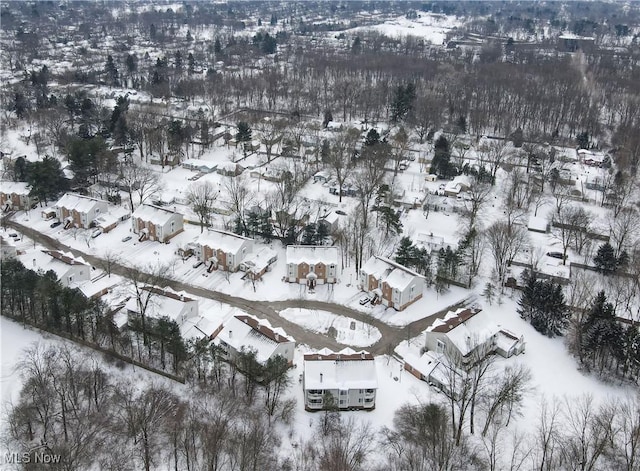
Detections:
121,235,132,242
8,233,18,238
50,221,62,228
192,260,204,269
335,210,347,216
91,229,102,238
546,251,566,260
359,296,371,305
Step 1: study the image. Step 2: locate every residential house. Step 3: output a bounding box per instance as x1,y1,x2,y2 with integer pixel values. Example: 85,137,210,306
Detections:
216,161,244,177
444,176,470,197
131,204,184,243
303,347,377,411
318,211,341,233
22,250,91,287
212,314,295,365
285,245,339,285
359,256,425,311
181,159,217,173
424,308,525,367
239,246,278,280
92,206,131,233
1,181,32,211
191,229,254,272
124,286,199,325
53,193,109,229
415,232,457,254
313,171,331,184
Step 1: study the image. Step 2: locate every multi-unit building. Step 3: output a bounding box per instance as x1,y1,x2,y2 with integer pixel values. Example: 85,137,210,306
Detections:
359,256,425,311
131,204,184,243
0,181,32,211
124,286,198,325
424,308,525,366
239,246,278,280
54,193,109,229
303,347,378,411
285,245,339,285
212,314,295,365
191,229,254,272
23,250,91,287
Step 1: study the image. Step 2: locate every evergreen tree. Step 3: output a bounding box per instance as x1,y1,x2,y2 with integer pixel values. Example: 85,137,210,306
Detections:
395,237,415,267
364,129,380,147
236,121,252,143
594,242,617,275
391,83,416,122
104,54,119,86
517,271,569,337
26,156,69,204
580,291,624,374
431,135,454,177
214,37,222,54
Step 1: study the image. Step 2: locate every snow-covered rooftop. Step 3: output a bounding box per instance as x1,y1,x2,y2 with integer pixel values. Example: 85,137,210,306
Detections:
213,314,294,364
0,181,30,195
303,347,378,390
427,308,500,357
54,193,108,213
194,229,252,254
124,285,198,322
362,256,424,290
132,204,183,226
286,245,339,265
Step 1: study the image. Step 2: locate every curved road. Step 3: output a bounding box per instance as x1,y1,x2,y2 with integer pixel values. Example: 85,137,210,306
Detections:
4,217,470,355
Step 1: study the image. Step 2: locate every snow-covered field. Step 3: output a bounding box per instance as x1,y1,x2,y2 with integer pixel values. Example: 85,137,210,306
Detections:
347,12,463,45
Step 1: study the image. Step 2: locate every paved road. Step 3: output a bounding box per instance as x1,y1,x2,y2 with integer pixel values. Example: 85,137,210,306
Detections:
4,217,470,355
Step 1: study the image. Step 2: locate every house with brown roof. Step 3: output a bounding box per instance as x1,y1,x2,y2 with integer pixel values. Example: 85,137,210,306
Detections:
131,204,184,243
359,256,425,311
303,347,377,411
212,314,295,365
424,308,525,366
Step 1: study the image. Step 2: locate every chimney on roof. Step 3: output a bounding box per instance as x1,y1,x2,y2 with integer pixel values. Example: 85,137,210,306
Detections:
229,330,232,338
275,333,279,341
180,293,184,301
361,352,365,359
33,258,36,267
320,373,323,383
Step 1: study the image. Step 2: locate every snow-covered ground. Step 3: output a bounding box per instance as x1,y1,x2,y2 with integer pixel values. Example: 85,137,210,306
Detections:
347,12,464,45
279,308,381,347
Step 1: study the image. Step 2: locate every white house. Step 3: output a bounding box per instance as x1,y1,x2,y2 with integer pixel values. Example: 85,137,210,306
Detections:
415,232,457,254
131,204,184,243
22,250,91,287
303,347,377,411
285,245,339,285
0,181,32,211
192,229,254,272
424,308,525,366
239,246,278,280
359,256,425,311
212,314,295,365
124,286,199,325
54,193,110,229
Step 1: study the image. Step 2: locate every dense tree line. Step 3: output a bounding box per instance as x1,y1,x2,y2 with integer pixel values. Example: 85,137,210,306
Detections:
0,258,186,375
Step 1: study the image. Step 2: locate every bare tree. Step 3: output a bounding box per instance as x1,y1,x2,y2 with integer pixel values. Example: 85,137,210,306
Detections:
610,396,640,471
187,180,219,233
478,139,512,184
481,364,532,436
318,417,376,471
223,175,255,236
485,220,529,284
114,383,179,471
559,394,615,471
461,181,492,231
120,162,162,210
327,127,359,203
608,208,640,257
532,397,562,471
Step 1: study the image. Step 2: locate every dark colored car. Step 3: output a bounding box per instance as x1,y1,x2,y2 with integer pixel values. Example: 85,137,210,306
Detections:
335,210,347,216
50,221,62,228
546,251,566,260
